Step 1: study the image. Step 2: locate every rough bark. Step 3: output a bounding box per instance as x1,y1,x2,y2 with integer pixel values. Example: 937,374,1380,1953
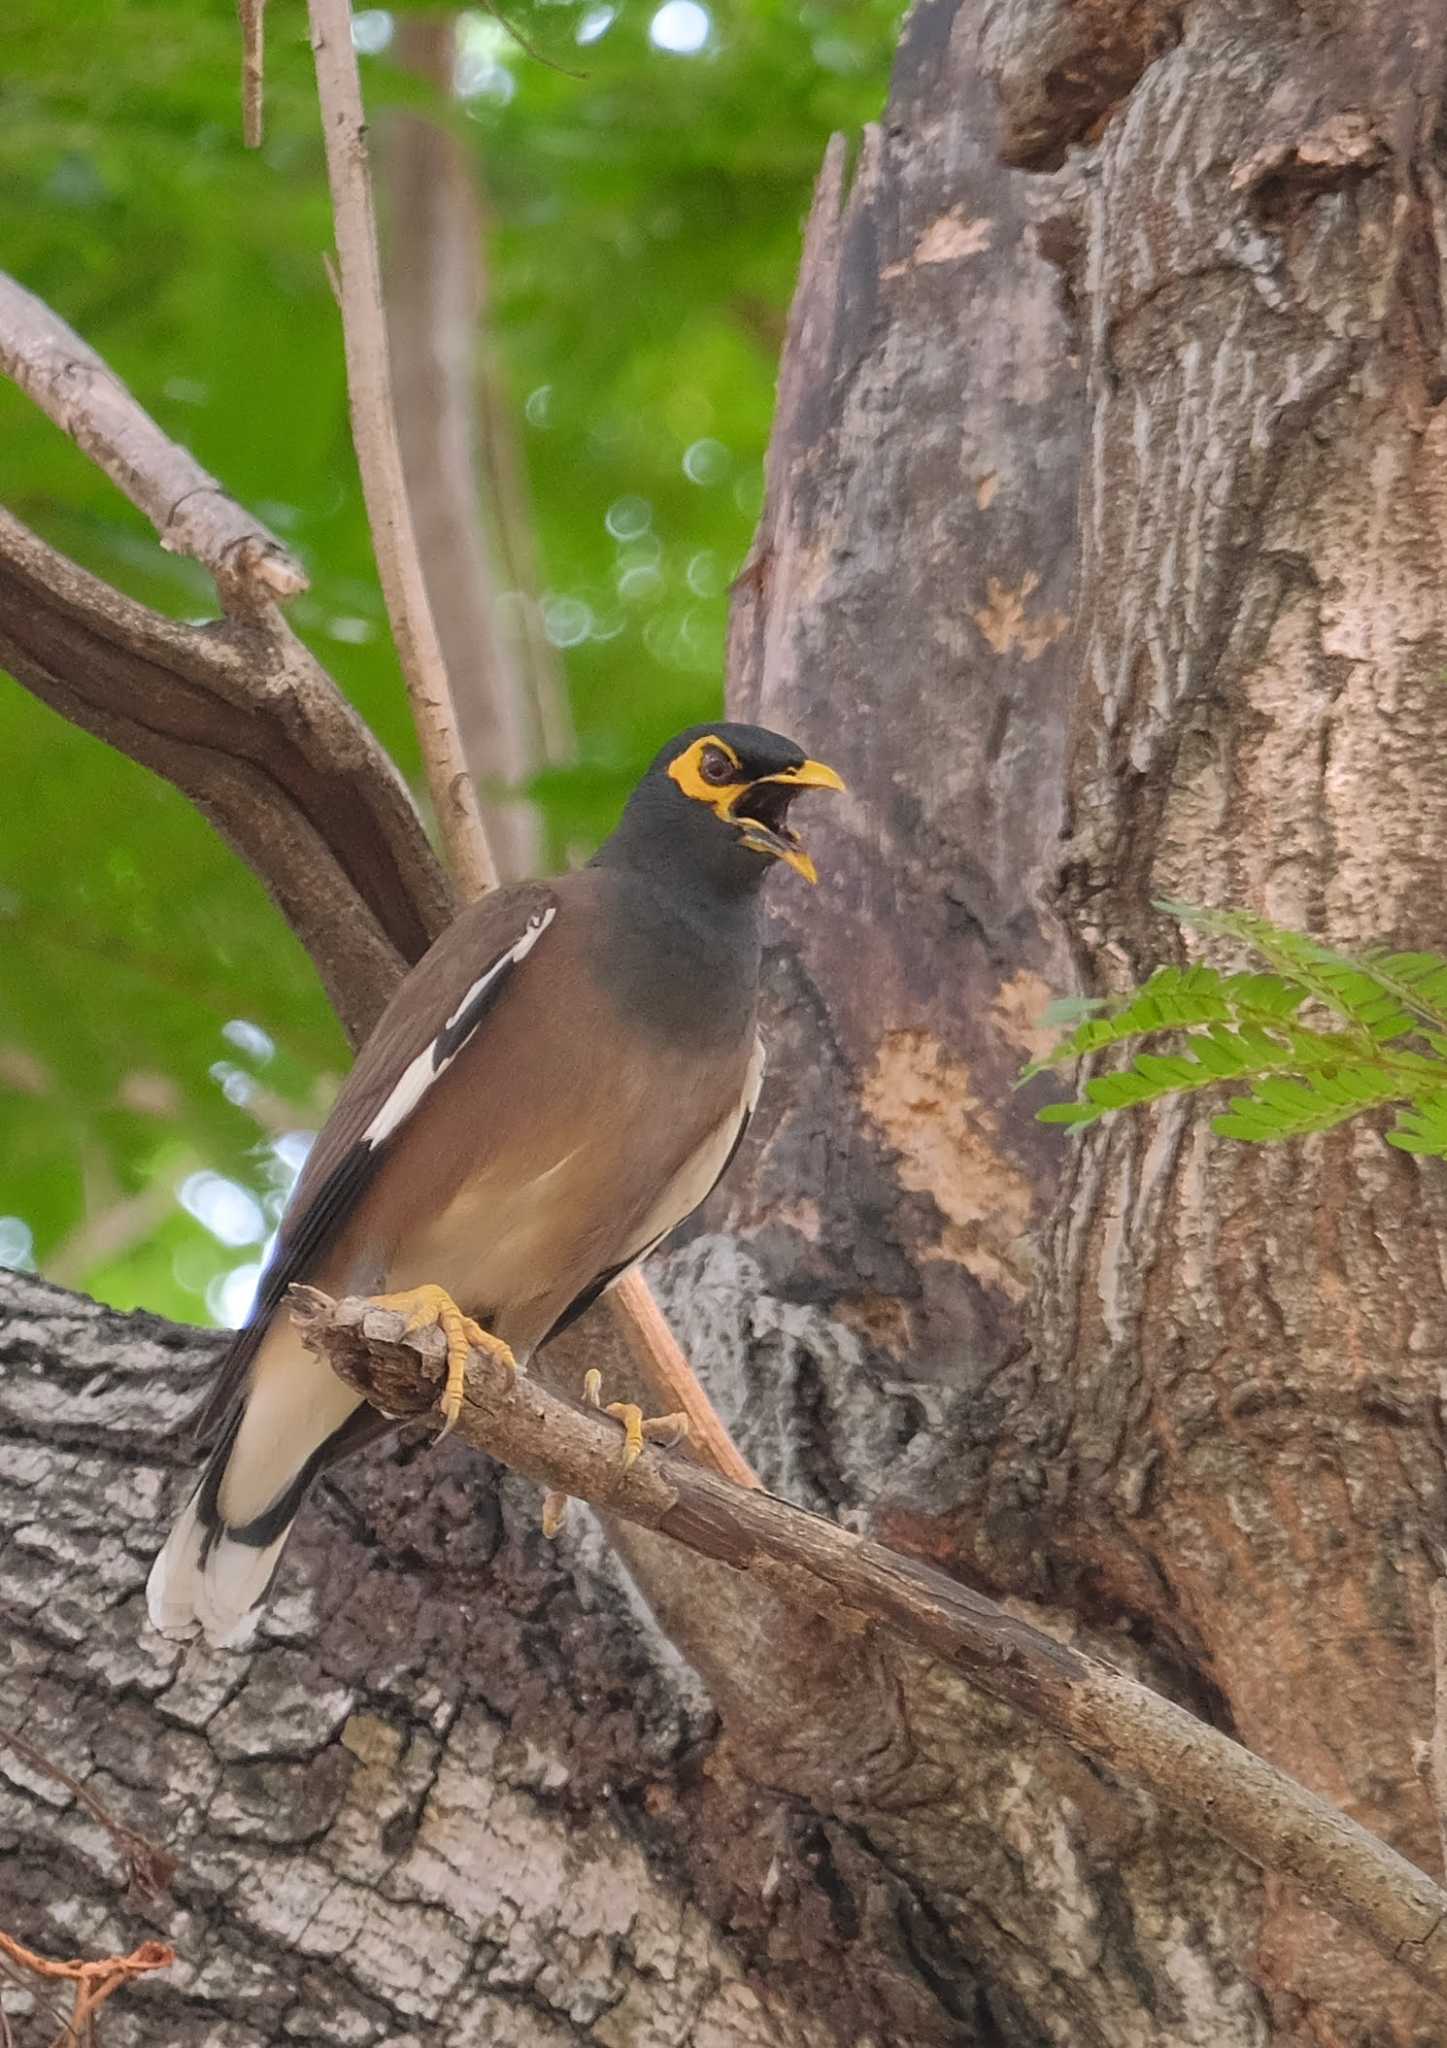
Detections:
700,0,1447,2043
7,1,1447,2043
0,1273,781,2048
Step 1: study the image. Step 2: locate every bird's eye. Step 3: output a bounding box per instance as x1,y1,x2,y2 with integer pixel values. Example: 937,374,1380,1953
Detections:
698,744,735,786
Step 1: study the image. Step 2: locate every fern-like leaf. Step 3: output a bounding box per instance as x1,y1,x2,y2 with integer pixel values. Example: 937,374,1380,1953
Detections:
1158,902,1419,1041
1026,904,1447,1155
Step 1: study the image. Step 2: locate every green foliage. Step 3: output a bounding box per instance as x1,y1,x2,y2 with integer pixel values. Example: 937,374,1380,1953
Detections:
0,0,898,1322
1025,905,1447,1156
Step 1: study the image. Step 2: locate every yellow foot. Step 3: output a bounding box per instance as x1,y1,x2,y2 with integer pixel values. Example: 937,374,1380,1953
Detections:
541,1373,690,1540
367,1283,515,1437
582,1367,689,1474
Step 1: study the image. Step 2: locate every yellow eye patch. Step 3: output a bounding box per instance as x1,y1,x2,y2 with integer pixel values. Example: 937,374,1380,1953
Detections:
667,735,745,811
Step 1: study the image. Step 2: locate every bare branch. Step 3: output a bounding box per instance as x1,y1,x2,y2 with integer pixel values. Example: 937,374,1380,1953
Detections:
307,0,497,901
294,1283,1447,2010
0,271,304,609
0,508,454,1048
238,0,268,149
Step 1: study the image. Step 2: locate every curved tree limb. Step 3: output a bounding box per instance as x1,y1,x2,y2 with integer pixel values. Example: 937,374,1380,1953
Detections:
294,1283,1447,2013
0,509,453,1047
0,271,304,609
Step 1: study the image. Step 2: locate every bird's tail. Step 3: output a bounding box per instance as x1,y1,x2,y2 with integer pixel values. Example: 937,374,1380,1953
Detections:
147,1322,365,1650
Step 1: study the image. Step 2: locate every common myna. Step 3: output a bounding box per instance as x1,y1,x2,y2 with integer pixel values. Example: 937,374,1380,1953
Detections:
147,723,844,1648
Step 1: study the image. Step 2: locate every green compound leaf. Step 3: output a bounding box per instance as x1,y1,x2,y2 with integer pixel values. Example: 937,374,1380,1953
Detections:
1027,905,1447,1156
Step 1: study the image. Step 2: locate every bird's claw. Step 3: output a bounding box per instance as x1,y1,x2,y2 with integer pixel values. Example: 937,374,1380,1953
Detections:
541,1372,691,1539
365,1282,516,1437
583,1367,689,1473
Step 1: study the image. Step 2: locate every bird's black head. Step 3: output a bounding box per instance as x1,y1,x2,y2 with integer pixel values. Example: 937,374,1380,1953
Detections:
598,722,846,898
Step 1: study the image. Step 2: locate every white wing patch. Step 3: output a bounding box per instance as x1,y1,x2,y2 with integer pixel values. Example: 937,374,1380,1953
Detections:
362,908,556,1148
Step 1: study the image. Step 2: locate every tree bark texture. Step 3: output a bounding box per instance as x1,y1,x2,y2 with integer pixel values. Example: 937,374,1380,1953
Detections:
6,2,1447,2044
708,0,1447,2042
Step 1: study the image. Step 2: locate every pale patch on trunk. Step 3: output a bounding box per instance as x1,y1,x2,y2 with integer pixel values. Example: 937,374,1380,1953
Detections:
861,1028,1035,1302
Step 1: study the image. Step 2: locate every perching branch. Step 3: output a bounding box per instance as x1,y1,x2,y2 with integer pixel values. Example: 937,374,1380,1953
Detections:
294,1283,1447,2012
308,0,497,902
0,271,303,609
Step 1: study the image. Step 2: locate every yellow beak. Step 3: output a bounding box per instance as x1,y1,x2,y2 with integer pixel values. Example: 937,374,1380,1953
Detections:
781,758,847,795
731,757,846,884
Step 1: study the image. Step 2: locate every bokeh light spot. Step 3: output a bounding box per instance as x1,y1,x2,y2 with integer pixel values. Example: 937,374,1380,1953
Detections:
179,1172,266,1249
542,595,594,648
577,4,617,44
649,1,710,54
209,1261,263,1329
351,9,393,54
683,437,729,486
223,1020,276,1065
0,1216,34,1271
605,495,652,541
618,563,665,602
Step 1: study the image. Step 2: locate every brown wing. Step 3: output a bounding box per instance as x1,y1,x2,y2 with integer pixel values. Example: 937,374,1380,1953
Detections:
189,879,558,1441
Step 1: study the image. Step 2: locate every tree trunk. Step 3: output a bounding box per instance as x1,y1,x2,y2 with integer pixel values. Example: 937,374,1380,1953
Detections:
383,11,545,880
6,3,1447,2044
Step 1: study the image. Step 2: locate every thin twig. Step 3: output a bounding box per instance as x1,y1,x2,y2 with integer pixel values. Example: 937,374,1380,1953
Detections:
238,0,268,148
476,0,586,80
0,1948,70,2047
0,272,305,609
0,1725,175,1901
0,1931,172,2048
307,0,497,901
294,1284,1447,2012
306,0,759,1485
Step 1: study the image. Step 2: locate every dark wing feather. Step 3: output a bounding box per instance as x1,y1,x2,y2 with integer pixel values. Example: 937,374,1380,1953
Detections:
189,879,558,1443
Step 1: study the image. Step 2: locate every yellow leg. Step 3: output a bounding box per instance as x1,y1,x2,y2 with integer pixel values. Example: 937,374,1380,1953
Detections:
367,1283,515,1437
582,1367,689,1473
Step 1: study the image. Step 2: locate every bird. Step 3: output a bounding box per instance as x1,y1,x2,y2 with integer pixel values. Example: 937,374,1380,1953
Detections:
147,722,844,1649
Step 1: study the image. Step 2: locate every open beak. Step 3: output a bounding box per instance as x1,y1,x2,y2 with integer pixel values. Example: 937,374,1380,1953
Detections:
729,758,846,883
